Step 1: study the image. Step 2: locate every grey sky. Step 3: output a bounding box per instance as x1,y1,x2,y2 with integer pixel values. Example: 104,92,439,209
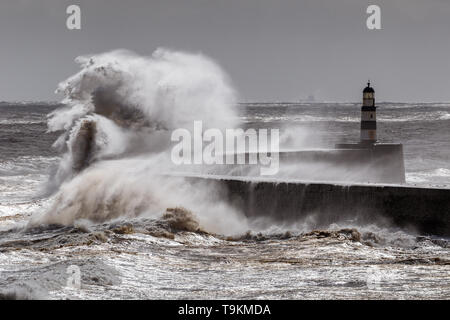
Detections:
1,0,449,102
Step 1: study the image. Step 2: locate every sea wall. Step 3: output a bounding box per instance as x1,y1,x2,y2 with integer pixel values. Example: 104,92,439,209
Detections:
195,144,406,184
333,143,405,184
186,176,449,236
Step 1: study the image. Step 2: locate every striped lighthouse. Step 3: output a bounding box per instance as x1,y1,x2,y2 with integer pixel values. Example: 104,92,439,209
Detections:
360,81,377,143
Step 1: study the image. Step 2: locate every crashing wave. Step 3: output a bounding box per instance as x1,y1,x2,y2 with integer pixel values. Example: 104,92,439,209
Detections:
30,48,249,236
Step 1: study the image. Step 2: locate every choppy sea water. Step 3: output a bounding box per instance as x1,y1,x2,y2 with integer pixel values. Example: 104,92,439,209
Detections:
0,102,449,299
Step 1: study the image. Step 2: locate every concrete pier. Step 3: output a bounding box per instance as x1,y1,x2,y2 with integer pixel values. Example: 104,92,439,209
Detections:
193,147,406,184
184,175,450,236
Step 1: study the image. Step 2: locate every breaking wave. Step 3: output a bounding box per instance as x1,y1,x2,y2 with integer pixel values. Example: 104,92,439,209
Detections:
31,48,249,235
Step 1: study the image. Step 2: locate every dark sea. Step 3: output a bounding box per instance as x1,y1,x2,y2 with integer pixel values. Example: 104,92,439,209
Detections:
0,101,449,299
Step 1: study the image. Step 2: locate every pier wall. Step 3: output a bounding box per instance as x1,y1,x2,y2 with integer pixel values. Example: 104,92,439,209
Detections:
195,144,405,184
186,176,449,236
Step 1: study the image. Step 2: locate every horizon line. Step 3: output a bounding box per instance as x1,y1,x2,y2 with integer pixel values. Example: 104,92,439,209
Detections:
1,100,450,105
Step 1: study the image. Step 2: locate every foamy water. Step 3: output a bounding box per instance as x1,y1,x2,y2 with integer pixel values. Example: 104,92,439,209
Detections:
0,215,448,299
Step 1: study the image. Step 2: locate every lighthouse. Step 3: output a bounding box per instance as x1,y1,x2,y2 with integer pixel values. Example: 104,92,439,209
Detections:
333,81,405,183
361,81,377,143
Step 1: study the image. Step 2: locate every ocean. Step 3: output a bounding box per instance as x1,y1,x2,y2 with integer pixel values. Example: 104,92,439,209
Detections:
0,101,449,299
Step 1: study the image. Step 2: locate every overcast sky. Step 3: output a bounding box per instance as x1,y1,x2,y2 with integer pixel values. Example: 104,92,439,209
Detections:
1,0,449,102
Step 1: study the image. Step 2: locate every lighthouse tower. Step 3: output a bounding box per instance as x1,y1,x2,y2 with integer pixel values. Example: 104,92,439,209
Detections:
361,81,377,143
334,81,405,183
